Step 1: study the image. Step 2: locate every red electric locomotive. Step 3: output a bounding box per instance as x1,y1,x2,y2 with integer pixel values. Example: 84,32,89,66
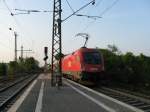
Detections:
62,47,104,85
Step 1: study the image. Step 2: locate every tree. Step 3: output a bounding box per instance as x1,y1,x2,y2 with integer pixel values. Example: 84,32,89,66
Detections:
107,44,121,55
23,57,39,72
8,61,18,78
0,63,7,76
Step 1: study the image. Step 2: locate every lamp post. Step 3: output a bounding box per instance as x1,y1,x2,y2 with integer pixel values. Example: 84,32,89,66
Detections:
9,28,17,62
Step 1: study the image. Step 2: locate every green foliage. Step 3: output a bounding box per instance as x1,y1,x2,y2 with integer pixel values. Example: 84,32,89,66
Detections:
99,45,150,90
107,44,118,53
23,57,39,73
107,44,121,55
8,61,18,75
0,63,7,76
2,57,40,77
55,53,64,60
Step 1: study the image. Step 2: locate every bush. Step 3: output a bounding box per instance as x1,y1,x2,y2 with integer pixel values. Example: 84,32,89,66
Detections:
0,63,7,76
99,47,150,90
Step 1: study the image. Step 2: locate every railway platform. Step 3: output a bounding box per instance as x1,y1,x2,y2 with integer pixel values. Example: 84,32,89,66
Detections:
8,73,144,112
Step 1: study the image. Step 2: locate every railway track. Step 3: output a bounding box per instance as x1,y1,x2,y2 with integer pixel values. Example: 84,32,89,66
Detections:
65,77,150,111
94,86,150,112
0,75,31,92
0,74,38,111
0,74,32,89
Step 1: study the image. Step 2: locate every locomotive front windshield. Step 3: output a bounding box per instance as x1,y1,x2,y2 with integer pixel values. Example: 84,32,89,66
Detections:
83,52,101,64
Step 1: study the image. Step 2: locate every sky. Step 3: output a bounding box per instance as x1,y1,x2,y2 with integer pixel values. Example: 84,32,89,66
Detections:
0,0,150,65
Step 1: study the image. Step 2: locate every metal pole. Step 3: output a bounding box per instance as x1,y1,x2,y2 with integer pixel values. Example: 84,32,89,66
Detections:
14,32,17,62
21,45,23,59
51,0,62,86
51,0,55,86
18,46,32,59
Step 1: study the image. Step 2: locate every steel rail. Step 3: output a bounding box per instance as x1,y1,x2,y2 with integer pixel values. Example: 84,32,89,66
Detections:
94,87,150,112
0,74,38,111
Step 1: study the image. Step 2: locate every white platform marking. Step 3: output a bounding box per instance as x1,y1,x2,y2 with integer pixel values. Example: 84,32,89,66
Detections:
35,81,45,112
65,81,116,112
66,79,144,112
7,80,37,112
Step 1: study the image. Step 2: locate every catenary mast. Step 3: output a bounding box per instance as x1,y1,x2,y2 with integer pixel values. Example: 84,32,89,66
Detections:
51,0,96,86
51,0,62,86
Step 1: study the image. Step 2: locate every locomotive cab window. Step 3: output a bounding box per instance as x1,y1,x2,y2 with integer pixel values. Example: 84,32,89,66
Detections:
83,52,101,64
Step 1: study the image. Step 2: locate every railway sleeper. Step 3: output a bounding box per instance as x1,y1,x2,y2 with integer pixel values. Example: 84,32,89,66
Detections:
116,96,129,100
145,109,150,112
131,102,146,106
123,98,137,102
138,105,150,109
126,100,140,104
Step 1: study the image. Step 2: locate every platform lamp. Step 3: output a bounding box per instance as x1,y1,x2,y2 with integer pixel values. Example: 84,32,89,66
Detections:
9,28,18,62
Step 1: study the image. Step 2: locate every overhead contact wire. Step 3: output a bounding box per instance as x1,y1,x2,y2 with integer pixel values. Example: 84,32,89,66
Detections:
3,0,22,28
82,0,119,31
65,0,75,13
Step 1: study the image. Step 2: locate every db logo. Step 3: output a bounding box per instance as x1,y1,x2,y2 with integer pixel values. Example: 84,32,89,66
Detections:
68,61,71,67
